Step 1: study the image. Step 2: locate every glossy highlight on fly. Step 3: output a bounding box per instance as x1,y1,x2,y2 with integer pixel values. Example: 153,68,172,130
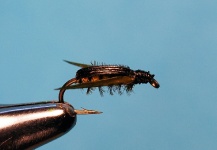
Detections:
57,60,160,103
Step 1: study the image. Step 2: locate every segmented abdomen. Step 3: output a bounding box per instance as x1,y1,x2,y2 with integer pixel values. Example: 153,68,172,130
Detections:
76,65,133,79
75,65,135,95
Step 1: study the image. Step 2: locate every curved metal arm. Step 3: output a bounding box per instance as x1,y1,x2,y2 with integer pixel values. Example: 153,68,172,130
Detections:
0,101,77,149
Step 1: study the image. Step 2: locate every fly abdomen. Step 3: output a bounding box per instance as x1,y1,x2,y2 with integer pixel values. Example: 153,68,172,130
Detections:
76,65,133,79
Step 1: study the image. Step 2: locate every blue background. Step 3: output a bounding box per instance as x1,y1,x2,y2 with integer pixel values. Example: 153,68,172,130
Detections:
1,1,217,150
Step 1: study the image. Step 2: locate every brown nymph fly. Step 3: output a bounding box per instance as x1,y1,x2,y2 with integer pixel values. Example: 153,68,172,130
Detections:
57,60,160,103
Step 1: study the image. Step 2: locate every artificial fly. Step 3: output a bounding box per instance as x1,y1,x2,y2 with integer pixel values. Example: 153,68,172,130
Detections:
57,60,160,103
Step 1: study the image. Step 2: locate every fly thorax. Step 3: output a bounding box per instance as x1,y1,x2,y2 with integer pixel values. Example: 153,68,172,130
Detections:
134,70,150,84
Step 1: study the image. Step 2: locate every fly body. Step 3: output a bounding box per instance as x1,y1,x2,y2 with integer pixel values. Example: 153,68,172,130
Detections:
58,60,160,103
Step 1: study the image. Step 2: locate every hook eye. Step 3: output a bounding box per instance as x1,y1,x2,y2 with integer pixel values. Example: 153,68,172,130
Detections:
149,79,160,88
